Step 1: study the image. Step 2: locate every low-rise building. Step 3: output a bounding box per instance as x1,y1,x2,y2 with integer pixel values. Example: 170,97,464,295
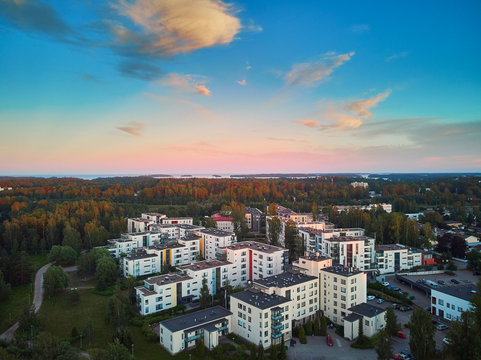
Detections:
195,228,236,260
158,306,232,355
343,303,386,340
245,207,264,233
215,241,288,286
128,218,155,233
211,213,235,232
253,272,318,325
319,266,367,325
141,212,166,223
375,244,423,274
431,285,477,321
161,217,194,225
123,252,160,277
230,289,292,348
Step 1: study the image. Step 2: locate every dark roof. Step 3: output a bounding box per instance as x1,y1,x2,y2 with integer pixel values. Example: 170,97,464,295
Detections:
179,234,201,241
349,303,386,318
321,265,362,277
230,289,290,310
125,252,157,260
298,254,331,262
432,285,478,302
159,306,232,332
145,273,192,286
343,313,361,323
254,272,317,288
220,241,285,254
180,259,231,271
198,228,234,236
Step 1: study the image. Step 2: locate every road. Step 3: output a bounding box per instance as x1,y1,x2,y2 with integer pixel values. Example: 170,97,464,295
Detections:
0,262,52,341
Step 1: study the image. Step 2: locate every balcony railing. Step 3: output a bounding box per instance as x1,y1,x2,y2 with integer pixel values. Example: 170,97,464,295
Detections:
271,314,282,321
186,334,202,342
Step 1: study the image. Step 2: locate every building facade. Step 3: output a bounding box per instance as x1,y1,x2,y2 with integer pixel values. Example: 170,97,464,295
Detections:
195,228,236,260
431,285,476,321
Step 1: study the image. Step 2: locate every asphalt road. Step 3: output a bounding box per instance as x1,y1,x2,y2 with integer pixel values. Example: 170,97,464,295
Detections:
0,262,52,341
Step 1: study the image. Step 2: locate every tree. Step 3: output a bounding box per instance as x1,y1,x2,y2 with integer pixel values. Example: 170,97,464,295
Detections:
299,325,307,344
421,222,435,248
375,329,393,360
17,305,42,340
34,332,79,360
199,277,211,309
312,202,319,221
48,245,78,266
320,316,327,336
385,306,399,336
446,311,480,360
93,339,131,360
284,220,298,261
62,225,82,253
279,334,287,360
108,286,129,328
269,344,277,360
43,266,69,297
267,217,282,246
257,342,264,360
0,270,11,301
447,261,457,271
467,250,481,275
408,308,436,360
113,326,133,348
304,319,313,336
267,203,277,216
204,217,217,228
313,316,320,336
96,255,118,290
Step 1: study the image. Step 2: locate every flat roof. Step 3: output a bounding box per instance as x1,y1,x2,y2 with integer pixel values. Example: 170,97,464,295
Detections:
321,265,362,277
349,303,386,318
433,285,478,302
179,259,231,271
298,254,331,262
325,236,373,243
180,234,202,241
343,313,361,323
159,306,232,333
197,228,234,236
230,289,291,310
376,244,405,252
145,273,192,286
254,272,317,288
129,218,153,223
126,252,157,260
219,241,285,254
148,242,185,250
176,224,204,229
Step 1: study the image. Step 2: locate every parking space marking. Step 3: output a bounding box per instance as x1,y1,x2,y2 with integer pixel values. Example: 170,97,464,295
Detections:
336,339,341,347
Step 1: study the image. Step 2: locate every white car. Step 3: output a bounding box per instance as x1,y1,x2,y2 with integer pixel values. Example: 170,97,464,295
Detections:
442,338,450,345
367,295,376,301
377,298,385,304
382,281,389,286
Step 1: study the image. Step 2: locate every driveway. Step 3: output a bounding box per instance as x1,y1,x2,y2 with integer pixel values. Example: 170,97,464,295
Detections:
287,332,376,360
0,262,52,341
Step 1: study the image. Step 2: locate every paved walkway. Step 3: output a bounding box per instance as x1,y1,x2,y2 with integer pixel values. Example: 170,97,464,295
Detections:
0,263,52,341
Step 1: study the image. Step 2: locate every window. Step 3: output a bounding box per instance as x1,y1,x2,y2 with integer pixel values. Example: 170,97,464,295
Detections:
365,320,369,326
265,313,268,318
439,299,444,306
458,307,463,312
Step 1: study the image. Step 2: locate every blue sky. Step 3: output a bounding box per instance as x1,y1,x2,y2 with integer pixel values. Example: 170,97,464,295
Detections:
0,0,480,174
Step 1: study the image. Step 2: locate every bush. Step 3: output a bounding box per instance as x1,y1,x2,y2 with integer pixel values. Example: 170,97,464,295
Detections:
445,270,456,276
141,322,159,342
299,326,307,344
351,334,378,349
335,325,344,337
292,326,299,338
437,264,445,270
447,261,457,271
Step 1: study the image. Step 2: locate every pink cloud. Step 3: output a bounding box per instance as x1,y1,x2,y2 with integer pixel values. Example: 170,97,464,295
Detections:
237,79,246,86
195,85,211,96
294,119,320,128
160,73,211,96
116,121,144,136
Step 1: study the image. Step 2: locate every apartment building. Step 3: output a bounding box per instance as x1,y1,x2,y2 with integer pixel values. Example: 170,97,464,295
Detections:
146,242,195,269
148,224,205,242
334,204,392,213
128,217,155,233
319,266,367,325
320,235,375,271
123,252,160,277
245,207,264,232
141,212,166,223
299,228,366,254
431,285,476,321
375,244,423,274
158,306,232,354
195,228,236,260
161,217,194,225
105,232,152,258
253,272,319,326
211,213,235,232
178,259,233,298
135,273,192,315
343,303,386,340
215,241,288,286
230,289,292,348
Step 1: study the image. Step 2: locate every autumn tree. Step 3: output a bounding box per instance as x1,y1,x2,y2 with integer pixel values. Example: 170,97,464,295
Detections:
267,217,282,246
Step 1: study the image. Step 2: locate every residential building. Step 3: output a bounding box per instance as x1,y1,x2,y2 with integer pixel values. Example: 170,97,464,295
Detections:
298,228,366,255
128,217,155,233
252,272,318,325
148,224,205,242
375,244,423,274
141,212,166,223
292,254,333,276
123,252,160,277
319,266,367,325
211,213,235,232
350,182,369,189
334,204,392,213
158,306,232,354
230,289,292,348
245,207,264,232
161,217,194,225
343,303,386,340
195,228,236,260
431,285,477,321
320,235,375,271
135,273,192,315
104,232,152,258
215,241,288,286
146,242,195,269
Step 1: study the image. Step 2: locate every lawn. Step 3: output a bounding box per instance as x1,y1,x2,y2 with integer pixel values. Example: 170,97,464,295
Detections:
28,254,49,272
0,283,32,333
67,270,97,289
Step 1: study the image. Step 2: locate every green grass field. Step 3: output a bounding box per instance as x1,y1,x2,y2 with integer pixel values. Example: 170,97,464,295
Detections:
28,254,49,272
0,283,32,333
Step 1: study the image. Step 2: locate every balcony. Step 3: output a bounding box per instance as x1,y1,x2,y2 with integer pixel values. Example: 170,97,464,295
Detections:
271,323,284,330
271,332,283,339
186,334,202,342
271,314,283,321
217,325,228,332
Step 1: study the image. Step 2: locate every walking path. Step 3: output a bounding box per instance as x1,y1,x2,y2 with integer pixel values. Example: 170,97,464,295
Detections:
0,263,52,341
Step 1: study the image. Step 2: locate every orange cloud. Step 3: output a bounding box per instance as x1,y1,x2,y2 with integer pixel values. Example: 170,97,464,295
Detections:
117,121,144,136
344,89,391,118
237,79,246,86
114,0,241,55
195,85,211,96
160,73,211,96
294,119,320,128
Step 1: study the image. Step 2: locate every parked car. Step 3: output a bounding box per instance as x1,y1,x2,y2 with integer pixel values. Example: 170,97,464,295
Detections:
399,306,412,312
326,335,334,347
397,331,407,339
383,281,390,286
437,324,448,330
391,355,401,360
387,285,400,291
442,337,451,345
367,295,376,301
290,339,297,347
400,350,414,359
451,279,460,284
377,298,385,304
437,280,446,285
392,303,399,309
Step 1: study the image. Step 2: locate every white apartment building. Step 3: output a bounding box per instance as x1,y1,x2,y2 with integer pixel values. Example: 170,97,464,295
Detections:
292,254,333,277
141,212,166,223
320,236,375,271
146,242,193,269
195,228,236,260
319,266,367,325
105,232,152,258
161,217,194,225
128,217,155,233
148,224,205,242
299,228,365,255
178,259,233,298
215,241,288,287
158,306,232,355
334,204,392,213
375,244,423,274
253,272,319,326
123,252,161,277
135,273,192,315
211,213,235,232
350,182,369,189
230,289,292,348
343,303,386,340
431,285,476,321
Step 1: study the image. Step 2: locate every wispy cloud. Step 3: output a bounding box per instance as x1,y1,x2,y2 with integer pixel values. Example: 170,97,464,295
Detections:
117,61,163,80
80,73,104,84
386,51,408,62
117,121,144,136
0,0,75,42
294,119,320,128
284,52,354,87
237,79,246,86
344,89,392,118
160,73,211,96
246,62,252,71
245,19,263,32
113,0,241,56
350,24,370,33
266,137,302,142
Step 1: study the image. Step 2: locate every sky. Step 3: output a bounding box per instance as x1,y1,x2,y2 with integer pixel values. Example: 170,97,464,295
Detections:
0,0,480,175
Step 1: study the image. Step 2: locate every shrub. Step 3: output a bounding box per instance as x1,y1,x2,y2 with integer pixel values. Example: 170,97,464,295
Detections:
437,264,445,270
445,270,456,276
299,326,307,344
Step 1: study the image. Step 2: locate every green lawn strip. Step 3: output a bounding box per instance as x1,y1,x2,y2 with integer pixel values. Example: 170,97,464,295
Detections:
0,284,32,333
29,254,49,272
67,271,97,289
